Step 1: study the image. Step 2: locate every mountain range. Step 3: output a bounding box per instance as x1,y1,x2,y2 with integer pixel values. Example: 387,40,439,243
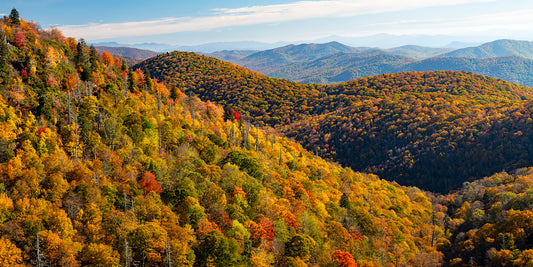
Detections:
206,39,533,86
93,33,486,53
95,38,533,87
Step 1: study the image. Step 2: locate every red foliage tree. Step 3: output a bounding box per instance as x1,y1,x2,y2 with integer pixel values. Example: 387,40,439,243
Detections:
13,29,26,49
36,127,46,136
350,229,362,242
139,171,162,195
101,51,115,66
231,109,240,122
259,217,274,241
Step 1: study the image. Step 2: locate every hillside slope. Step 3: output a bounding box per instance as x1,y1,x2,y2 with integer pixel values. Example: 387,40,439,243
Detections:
267,52,533,86
135,51,323,126
284,71,533,192
0,14,448,267
405,55,533,86
385,45,451,59
437,167,533,266
136,51,533,192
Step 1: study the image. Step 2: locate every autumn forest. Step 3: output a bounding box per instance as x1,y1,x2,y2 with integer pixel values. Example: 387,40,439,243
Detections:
2,10,533,267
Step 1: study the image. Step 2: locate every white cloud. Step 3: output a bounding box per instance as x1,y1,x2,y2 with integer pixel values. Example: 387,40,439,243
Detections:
354,8,533,37
57,0,494,40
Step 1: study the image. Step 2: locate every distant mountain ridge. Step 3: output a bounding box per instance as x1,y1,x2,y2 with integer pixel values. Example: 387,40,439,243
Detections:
440,39,533,59
236,41,372,73
206,39,533,86
93,40,288,53
268,50,412,84
386,45,451,59
94,46,160,60
252,41,369,62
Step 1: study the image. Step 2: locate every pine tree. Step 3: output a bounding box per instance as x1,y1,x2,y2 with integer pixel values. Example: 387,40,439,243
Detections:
9,8,19,24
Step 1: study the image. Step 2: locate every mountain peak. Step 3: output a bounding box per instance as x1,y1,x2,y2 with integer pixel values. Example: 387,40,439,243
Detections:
441,39,533,59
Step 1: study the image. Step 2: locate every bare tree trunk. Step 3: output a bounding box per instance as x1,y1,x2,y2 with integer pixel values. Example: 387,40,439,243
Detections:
272,130,276,150
36,232,45,267
143,85,147,105
74,119,79,164
279,147,283,166
124,238,131,267
68,92,72,124
255,126,260,152
165,238,173,267
157,116,163,155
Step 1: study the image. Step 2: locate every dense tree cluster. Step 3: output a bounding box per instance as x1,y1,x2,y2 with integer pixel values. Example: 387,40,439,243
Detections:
0,14,444,266
286,71,533,193
438,168,533,266
134,51,325,126
137,51,533,192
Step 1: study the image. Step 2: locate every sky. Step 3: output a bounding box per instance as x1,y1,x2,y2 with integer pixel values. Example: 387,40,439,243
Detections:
3,0,533,47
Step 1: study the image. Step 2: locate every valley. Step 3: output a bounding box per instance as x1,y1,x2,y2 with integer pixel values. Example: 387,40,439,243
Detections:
3,9,533,267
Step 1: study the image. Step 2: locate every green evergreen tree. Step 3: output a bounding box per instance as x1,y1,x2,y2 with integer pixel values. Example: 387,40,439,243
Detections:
9,8,19,24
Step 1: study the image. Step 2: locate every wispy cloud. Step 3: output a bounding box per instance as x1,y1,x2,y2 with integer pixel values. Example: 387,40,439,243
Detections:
57,0,493,40
355,8,533,37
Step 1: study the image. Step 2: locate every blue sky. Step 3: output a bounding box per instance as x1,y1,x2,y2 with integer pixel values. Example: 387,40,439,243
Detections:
3,0,533,46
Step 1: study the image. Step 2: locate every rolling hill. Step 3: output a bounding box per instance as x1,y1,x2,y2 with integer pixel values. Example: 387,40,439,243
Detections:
404,55,533,87
0,14,446,266
284,71,533,193
136,51,533,192
282,54,533,86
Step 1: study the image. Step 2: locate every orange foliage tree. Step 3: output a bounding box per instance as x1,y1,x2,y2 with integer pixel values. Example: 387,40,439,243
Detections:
333,250,357,267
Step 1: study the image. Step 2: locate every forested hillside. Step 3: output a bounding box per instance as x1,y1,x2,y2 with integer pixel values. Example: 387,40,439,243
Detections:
438,167,533,266
135,51,323,126
0,13,446,266
137,52,533,192
286,71,533,192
